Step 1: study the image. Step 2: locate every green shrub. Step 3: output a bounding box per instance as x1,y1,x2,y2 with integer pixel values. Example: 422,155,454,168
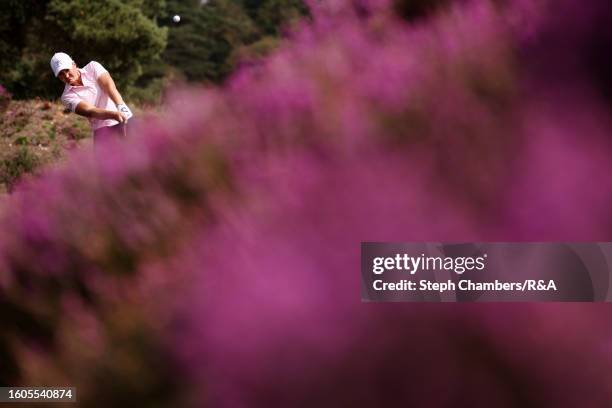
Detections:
0,147,39,191
14,136,28,145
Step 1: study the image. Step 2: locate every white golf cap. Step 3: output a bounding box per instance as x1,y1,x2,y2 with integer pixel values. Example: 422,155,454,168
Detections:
50,52,74,77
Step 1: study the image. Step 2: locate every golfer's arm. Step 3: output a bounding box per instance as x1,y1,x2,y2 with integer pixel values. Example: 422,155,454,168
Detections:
75,101,119,120
97,72,125,106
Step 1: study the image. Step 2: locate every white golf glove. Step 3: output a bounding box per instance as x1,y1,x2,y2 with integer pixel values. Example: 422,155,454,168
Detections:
117,103,133,122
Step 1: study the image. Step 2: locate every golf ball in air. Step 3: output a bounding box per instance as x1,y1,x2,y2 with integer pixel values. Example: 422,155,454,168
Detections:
173,15,181,23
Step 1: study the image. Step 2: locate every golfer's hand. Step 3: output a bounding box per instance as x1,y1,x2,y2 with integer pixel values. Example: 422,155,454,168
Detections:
112,111,128,123
116,103,133,121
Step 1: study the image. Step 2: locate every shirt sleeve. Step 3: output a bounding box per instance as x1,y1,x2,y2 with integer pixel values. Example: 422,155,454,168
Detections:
61,92,82,113
88,61,108,80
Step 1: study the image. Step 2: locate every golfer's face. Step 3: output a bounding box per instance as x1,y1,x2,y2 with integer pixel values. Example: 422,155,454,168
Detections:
58,65,79,86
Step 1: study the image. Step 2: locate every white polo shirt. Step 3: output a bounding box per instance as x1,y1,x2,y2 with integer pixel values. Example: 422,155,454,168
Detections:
61,61,120,131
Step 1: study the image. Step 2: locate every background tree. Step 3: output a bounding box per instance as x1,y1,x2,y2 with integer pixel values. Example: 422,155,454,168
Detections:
162,0,308,84
0,0,309,100
43,0,167,93
240,0,308,36
162,0,258,83
0,0,49,99
1,0,167,100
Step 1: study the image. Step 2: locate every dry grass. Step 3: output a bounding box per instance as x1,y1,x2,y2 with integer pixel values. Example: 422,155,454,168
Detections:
0,98,162,200
0,99,93,193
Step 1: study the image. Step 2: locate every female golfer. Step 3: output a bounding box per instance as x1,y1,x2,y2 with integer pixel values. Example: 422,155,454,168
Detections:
50,52,134,144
